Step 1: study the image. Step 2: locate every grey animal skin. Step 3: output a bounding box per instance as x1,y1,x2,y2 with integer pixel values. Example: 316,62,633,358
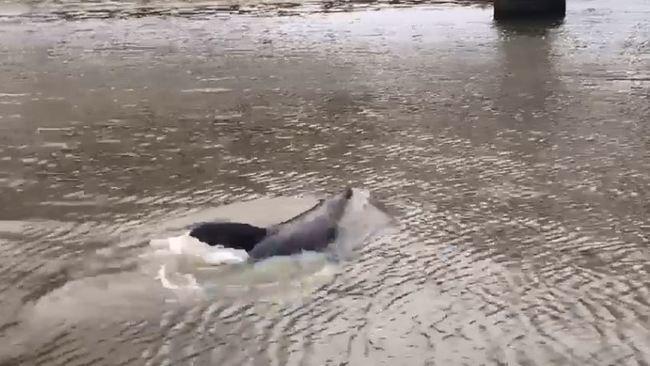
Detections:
248,187,353,261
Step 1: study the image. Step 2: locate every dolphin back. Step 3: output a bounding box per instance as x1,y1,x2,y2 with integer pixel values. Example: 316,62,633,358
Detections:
248,188,353,261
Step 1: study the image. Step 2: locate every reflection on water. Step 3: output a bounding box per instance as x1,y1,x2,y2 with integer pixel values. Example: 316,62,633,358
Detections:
1,0,649,365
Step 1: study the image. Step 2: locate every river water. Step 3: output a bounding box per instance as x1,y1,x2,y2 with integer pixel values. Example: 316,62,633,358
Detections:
0,0,649,365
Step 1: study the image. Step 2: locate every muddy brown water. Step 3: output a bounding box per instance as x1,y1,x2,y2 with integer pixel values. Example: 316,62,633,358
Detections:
0,0,649,365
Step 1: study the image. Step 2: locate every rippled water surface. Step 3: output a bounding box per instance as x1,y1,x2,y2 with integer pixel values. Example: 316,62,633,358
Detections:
1,0,649,365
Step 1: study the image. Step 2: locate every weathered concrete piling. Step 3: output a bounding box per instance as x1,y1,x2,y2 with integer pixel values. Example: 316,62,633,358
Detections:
494,0,566,19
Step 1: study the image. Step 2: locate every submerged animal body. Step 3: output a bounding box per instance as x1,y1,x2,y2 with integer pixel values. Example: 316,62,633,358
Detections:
188,188,354,261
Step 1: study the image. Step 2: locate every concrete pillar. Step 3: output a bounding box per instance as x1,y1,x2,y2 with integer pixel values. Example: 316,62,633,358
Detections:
494,0,565,19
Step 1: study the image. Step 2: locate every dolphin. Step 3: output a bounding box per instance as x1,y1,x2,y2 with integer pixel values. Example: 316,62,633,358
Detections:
188,188,354,261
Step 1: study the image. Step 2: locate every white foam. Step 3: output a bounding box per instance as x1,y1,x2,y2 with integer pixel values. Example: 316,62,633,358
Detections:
146,234,250,291
148,233,249,265
155,264,200,290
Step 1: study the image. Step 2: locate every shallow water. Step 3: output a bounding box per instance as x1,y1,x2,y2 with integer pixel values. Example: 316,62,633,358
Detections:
1,0,649,365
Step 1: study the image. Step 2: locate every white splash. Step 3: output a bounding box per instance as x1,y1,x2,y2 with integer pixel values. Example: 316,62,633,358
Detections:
155,264,200,290
149,232,249,265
